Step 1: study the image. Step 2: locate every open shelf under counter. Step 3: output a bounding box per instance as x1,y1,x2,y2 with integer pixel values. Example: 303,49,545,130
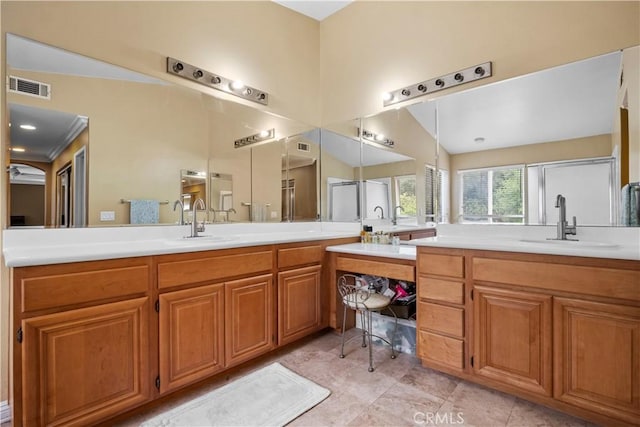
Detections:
326,242,417,332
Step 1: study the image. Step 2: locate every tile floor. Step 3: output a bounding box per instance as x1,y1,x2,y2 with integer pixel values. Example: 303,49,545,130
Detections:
110,329,597,427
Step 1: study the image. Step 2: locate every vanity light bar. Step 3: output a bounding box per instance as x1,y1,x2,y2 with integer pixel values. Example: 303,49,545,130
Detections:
166,57,269,106
234,128,275,148
358,128,395,148
383,62,492,107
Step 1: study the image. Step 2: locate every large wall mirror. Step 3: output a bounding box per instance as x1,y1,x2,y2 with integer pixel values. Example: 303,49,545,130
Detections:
319,119,362,222
387,46,639,227
6,33,315,227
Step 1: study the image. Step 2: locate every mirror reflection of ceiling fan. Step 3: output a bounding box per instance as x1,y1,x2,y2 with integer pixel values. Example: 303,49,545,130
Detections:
8,164,45,185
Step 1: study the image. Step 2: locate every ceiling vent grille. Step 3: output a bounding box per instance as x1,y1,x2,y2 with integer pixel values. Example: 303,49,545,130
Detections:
297,142,310,152
9,76,51,99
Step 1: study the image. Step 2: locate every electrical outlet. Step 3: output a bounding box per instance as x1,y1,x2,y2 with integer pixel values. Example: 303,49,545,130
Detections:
100,211,115,221
270,211,278,219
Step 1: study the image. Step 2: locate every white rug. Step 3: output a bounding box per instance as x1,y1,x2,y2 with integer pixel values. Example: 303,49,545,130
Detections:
140,363,330,427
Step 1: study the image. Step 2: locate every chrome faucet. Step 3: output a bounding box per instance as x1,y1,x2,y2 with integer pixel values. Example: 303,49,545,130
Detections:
190,198,206,237
392,205,404,226
373,205,384,219
173,199,185,225
554,194,577,240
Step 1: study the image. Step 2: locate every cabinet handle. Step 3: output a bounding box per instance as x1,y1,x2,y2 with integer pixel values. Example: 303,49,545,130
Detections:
16,327,23,344
155,376,160,390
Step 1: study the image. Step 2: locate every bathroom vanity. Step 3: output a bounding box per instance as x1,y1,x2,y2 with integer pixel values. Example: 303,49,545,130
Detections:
413,232,640,427
6,227,358,426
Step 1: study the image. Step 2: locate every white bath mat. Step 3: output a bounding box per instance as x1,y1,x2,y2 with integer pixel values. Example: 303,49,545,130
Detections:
140,362,330,426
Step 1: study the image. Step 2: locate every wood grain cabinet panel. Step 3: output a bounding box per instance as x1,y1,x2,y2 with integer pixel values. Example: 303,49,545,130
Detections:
474,286,552,396
418,330,464,370
18,261,150,313
225,274,274,368
277,245,322,269
157,251,273,289
22,297,150,426
159,284,225,394
418,302,464,338
417,253,464,278
278,265,322,345
418,276,464,304
554,298,640,424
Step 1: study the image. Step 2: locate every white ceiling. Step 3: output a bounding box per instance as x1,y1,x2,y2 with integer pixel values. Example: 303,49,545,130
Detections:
408,51,622,154
273,0,352,21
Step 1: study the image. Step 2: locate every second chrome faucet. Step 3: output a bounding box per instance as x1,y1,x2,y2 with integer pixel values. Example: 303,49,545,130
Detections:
553,194,577,240
190,198,206,238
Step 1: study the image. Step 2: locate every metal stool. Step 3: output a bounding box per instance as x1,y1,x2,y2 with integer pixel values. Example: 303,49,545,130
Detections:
337,274,398,372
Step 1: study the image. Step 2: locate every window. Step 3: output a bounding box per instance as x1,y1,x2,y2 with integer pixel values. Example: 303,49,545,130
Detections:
459,165,524,224
395,175,417,216
425,166,449,223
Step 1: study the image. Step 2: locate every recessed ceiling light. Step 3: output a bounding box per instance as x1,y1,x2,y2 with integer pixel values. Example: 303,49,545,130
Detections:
382,92,393,102
11,147,26,152
20,124,36,130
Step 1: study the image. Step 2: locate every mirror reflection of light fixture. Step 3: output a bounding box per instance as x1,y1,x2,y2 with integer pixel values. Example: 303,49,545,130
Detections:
358,128,395,148
383,62,492,107
234,128,275,148
167,57,269,105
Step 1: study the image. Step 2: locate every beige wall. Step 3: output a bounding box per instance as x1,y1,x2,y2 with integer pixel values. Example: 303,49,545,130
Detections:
320,1,640,123
449,134,612,222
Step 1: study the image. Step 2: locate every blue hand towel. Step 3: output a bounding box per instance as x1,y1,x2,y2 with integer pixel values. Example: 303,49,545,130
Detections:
130,199,159,224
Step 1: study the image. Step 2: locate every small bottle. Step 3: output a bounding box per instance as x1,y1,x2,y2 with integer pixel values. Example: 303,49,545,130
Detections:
360,227,366,243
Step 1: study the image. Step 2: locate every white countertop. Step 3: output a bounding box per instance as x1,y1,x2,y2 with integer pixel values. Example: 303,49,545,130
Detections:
325,243,417,260
2,222,360,267
410,224,640,261
4,222,638,267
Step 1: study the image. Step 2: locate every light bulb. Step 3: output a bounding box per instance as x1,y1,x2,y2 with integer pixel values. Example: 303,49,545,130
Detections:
230,80,245,91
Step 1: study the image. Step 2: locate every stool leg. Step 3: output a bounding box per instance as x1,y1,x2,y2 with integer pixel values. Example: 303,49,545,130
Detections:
360,310,367,347
367,310,374,372
390,311,398,359
339,302,347,359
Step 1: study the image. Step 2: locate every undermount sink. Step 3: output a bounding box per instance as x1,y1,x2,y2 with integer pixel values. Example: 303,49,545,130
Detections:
519,239,619,249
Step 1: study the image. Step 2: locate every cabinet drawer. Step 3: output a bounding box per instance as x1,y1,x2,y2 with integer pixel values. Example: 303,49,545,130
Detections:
418,276,464,304
418,330,464,370
20,264,149,313
418,302,464,338
418,253,464,278
336,257,415,282
158,251,273,289
278,245,323,269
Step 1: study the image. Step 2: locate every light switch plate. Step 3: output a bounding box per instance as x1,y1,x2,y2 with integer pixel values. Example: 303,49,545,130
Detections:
100,211,115,221
270,211,278,219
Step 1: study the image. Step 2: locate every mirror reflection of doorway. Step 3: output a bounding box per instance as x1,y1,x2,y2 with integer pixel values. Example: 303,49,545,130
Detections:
8,102,88,228
56,164,72,227
9,163,46,226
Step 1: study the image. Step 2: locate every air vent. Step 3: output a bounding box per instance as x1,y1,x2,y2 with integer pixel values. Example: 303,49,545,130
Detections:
297,142,310,152
9,76,50,99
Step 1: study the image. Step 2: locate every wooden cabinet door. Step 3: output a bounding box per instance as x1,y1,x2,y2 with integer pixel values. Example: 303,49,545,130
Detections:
278,265,322,345
474,286,552,396
554,297,640,424
225,274,274,367
159,283,224,394
22,297,151,426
